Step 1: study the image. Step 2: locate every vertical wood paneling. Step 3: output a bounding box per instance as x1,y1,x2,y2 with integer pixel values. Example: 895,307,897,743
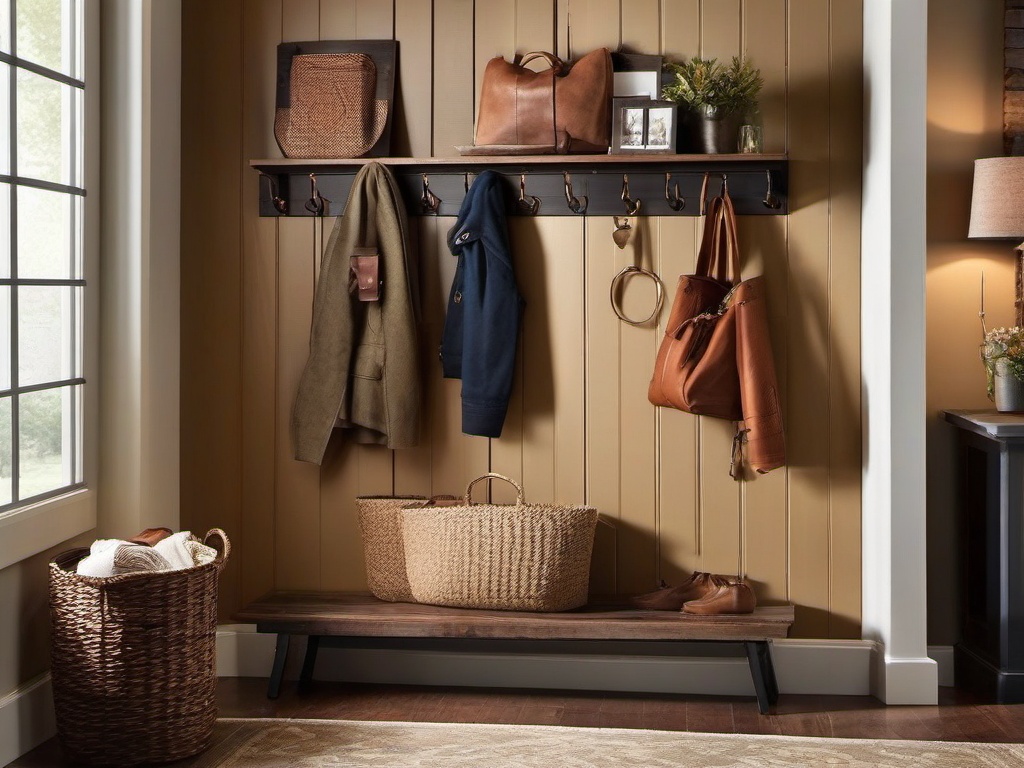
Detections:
274,0,322,591
394,0,433,156
697,0,742,580
656,217,701,586
827,0,863,639
621,0,660,54
786,0,832,637
701,0,740,59
182,0,865,636
181,0,244,621
566,0,620,56
239,0,283,606
743,0,788,155
662,0,700,58
433,0,475,156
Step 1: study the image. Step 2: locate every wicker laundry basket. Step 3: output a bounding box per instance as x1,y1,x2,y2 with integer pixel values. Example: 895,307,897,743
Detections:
48,529,229,766
402,474,598,612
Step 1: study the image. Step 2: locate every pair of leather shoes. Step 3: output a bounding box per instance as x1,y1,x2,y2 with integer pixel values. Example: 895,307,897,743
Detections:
630,571,756,615
681,578,756,615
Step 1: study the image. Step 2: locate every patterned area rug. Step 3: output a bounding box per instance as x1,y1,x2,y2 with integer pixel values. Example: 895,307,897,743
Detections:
187,718,1024,768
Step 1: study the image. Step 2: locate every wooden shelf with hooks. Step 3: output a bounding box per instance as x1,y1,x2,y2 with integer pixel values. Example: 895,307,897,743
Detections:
250,153,788,218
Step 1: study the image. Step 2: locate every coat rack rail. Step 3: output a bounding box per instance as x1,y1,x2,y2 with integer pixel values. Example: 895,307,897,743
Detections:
250,154,788,218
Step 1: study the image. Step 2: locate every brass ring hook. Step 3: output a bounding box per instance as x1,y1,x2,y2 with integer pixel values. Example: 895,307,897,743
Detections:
621,174,641,216
564,171,588,214
304,173,325,215
420,174,441,214
664,172,685,212
517,173,541,215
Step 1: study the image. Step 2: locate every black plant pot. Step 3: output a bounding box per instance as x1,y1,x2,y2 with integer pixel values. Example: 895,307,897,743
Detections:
679,110,743,154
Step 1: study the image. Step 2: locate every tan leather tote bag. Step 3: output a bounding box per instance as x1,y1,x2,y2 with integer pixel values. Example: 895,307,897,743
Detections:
472,48,612,154
649,193,785,475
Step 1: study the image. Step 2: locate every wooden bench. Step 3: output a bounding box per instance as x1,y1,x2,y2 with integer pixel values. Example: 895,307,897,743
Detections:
236,592,795,714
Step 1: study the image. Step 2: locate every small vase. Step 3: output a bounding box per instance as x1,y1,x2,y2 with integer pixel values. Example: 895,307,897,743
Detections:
994,358,1024,412
679,108,743,154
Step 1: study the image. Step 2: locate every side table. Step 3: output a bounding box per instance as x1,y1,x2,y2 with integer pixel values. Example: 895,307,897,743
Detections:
943,409,1024,703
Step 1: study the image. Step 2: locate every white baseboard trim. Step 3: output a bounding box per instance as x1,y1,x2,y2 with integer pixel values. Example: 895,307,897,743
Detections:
216,625,878,697
874,655,939,705
928,645,954,688
0,673,56,768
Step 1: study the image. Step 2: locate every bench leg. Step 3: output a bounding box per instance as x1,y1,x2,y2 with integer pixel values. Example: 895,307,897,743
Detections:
299,635,320,691
745,641,779,714
268,633,290,700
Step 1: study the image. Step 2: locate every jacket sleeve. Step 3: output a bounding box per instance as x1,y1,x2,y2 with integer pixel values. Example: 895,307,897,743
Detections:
735,278,786,473
457,183,523,438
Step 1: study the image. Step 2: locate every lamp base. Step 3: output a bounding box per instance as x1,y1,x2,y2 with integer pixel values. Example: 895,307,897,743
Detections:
1017,244,1024,328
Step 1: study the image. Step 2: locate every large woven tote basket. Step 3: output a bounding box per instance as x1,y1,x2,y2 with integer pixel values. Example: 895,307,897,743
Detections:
402,475,598,612
48,529,230,766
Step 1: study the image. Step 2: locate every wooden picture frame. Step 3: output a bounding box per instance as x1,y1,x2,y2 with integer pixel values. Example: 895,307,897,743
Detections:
610,98,677,155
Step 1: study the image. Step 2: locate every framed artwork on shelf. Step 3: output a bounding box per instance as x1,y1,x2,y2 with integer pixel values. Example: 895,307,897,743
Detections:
611,98,677,155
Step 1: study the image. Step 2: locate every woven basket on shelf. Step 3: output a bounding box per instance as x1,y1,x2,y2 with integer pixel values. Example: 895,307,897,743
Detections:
48,529,230,767
402,474,598,612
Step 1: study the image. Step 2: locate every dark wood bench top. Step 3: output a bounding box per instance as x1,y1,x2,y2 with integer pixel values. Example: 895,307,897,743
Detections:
236,592,794,642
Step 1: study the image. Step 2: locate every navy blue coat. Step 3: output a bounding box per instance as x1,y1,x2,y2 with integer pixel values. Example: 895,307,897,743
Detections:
440,171,523,438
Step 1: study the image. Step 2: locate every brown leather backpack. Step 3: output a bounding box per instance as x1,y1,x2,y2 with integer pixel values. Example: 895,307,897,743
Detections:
648,193,785,475
471,48,612,154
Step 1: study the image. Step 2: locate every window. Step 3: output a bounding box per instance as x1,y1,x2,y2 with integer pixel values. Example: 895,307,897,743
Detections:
0,1,86,512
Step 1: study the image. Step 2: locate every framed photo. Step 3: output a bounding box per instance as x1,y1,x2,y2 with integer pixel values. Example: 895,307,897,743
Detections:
611,98,677,154
611,52,663,99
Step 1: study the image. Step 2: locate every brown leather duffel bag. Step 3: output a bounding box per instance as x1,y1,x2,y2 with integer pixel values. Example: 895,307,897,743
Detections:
471,48,612,154
649,193,785,475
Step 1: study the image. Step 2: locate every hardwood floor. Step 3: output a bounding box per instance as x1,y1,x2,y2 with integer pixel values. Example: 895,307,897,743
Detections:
10,679,1024,766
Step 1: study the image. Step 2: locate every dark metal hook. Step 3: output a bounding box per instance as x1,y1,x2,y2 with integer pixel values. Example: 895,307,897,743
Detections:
420,174,441,214
563,171,588,214
621,174,641,216
762,170,781,209
664,173,685,212
517,173,541,215
259,171,288,214
304,173,325,215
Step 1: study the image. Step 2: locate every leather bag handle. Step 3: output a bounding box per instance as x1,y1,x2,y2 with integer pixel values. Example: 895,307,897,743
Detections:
513,51,565,74
694,196,724,278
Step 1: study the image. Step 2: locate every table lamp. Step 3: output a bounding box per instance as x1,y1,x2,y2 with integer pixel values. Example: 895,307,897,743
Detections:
969,156,1024,325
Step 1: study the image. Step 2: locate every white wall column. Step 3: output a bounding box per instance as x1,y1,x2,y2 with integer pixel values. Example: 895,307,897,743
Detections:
99,0,182,535
861,0,938,704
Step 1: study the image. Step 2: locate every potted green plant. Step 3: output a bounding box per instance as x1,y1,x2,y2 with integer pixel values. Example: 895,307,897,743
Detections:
662,56,764,154
982,326,1024,412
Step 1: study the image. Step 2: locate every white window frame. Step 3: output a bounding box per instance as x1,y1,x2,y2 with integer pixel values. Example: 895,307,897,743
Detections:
0,0,99,570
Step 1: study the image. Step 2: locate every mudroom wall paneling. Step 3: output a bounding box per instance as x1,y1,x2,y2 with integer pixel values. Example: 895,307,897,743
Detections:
181,0,863,639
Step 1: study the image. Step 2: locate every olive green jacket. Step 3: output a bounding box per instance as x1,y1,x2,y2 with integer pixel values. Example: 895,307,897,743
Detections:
292,162,421,464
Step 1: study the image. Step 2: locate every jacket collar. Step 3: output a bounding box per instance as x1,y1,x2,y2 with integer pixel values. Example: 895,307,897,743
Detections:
448,170,504,254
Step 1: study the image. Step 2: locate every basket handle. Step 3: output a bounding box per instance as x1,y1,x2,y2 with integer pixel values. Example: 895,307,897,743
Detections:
204,528,231,572
465,473,525,506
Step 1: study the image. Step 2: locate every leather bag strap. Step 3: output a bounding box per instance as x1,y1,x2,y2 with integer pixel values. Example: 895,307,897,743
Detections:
694,196,724,277
513,51,565,74
719,192,742,284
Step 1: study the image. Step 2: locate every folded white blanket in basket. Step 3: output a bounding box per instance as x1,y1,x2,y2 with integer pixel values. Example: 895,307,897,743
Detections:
76,532,216,578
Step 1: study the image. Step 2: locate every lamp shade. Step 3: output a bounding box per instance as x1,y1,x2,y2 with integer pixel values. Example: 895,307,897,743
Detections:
969,156,1024,239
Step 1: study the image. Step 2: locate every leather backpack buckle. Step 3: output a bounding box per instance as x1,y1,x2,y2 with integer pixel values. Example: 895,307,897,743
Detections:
350,247,381,302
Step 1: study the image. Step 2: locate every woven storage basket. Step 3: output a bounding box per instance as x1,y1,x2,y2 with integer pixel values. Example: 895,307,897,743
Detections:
357,496,426,602
402,474,598,612
48,529,229,766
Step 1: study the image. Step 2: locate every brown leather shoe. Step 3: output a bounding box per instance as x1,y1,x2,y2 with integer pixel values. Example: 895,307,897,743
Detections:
682,579,757,615
631,572,725,610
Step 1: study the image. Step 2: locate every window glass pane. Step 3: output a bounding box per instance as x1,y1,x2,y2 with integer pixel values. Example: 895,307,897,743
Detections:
19,285,78,386
16,69,80,186
0,64,9,176
15,0,70,75
0,287,9,391
0,396,10,505
19,384,75,499
0,1,9,54
17,186,79,279
0,183,9,278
